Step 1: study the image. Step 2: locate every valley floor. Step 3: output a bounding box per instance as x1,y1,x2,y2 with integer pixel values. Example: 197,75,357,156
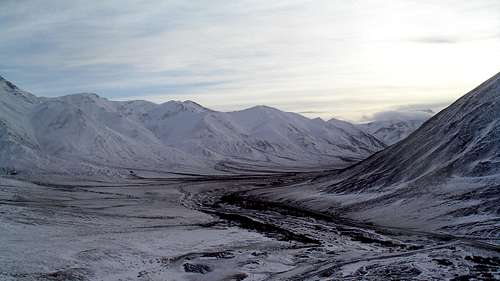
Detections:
0,172,499,281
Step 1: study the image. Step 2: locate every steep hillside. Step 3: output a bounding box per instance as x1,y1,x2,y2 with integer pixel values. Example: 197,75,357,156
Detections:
0,76,43,172
247,72,500,238
331,72,500,190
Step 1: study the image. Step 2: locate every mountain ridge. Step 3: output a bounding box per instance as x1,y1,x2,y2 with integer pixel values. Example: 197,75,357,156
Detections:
358,111,432,146
245,72,500,237
0,75,387,177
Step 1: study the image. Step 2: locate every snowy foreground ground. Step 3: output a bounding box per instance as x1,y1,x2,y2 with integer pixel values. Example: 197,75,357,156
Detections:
0,173,499,281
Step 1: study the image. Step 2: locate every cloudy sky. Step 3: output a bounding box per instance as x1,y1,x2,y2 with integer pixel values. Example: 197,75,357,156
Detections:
1,0,499,121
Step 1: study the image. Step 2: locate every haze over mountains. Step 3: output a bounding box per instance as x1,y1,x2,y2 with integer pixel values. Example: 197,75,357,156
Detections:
0,75,398,177
250,72,500,237
359,110,433,145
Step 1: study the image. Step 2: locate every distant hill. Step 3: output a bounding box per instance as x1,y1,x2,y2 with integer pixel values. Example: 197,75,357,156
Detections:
358,110,433,145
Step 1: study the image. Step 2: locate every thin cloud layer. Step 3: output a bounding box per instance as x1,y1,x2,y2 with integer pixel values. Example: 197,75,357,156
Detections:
1,0,499,120
361,110,434,123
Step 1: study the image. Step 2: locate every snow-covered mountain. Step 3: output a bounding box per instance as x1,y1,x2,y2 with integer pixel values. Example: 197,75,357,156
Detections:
250,72,500,238
0,78,202,176
0,75,386,176
329,72,500,191
124,103,385,166
32,94,199,171
358,110,433,145
117,97,386,168
0,76,42,173
330,72,500,237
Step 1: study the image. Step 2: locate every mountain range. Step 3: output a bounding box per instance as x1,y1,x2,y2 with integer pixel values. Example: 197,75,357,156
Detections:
0,75,400,177
246,72,500,238
359,110,432,145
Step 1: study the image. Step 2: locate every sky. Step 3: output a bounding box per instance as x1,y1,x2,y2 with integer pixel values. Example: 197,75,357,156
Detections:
1,0,499,121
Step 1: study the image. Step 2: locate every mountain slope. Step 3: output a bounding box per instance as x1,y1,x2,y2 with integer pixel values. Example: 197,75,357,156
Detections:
31,94,199,171
0,76,44,173
0,79,204,176
359,111,432,145
325,72,500,237
248,72,500,238
119,100,386,168
0,75,386,176
331,72,500,189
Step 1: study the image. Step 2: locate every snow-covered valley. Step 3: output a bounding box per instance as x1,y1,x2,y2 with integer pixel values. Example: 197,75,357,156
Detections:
1,73,499,280
242,73,500,237
1,171,499,281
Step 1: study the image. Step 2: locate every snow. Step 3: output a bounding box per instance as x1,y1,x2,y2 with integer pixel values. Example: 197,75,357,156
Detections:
358,111,432,146
0,76,386,177
3,176,496,281
247,72,500,238
1,69,500,281
0,177,304,281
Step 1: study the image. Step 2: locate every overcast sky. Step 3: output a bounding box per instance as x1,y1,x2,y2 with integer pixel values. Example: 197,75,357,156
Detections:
1,0,499,120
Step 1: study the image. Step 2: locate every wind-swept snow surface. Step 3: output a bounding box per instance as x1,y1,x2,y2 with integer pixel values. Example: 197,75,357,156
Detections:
0,75,385,177
247,72,500,238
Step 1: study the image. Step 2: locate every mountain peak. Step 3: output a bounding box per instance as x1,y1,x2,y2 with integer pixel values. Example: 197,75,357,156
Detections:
0,75,39,105
59,93,107,103
159,100,209,113
0,75,20,91
243,105,282,114
250,105,276,110
182,100,210,111
68,92,101,99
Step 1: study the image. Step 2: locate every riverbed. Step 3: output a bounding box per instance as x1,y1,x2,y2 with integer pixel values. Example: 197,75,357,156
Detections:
0,174,498,280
